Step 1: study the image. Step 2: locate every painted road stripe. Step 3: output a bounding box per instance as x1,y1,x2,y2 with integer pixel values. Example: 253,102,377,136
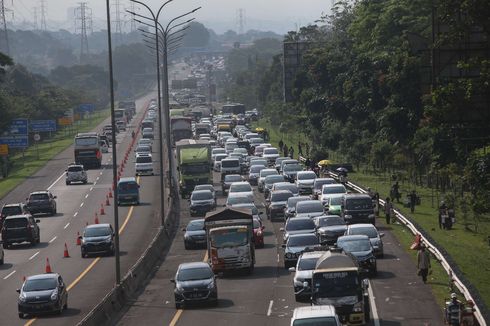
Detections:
28,251,40,261
80,202,84,208
64,223,70,229
169,309,183,326
3,270,16,280
267,300,274,316
368,280,380,326
47,173,65,190
73,212,78,217
90,187,94,191
49,236,57,243
85,194,89,199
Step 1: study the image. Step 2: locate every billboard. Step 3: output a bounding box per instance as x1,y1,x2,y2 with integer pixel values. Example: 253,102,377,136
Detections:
30,120,57,132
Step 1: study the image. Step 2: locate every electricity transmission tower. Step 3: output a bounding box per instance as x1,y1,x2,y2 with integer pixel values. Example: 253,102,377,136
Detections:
39,0,47,31
111,0,123,45
0,0,12,55
236,8,246,35
127,1,137,33
75,2,92,63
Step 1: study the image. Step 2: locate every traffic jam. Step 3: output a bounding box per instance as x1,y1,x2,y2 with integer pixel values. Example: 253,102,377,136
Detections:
174,107,384,325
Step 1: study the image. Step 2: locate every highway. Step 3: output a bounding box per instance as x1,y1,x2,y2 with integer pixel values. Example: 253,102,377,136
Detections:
0,91,167,325
115,168,444,326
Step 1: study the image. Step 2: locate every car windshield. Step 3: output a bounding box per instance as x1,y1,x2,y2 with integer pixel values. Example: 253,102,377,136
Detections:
182,164,209,174
177,267,213,281
338,239,371,252
4,218,28,227
227,196,251,205
118,182,138,191
288,235,318,247
297,202,324,213
276,184,298,193
345,198,372,210
260,170,278,178
292,317,338,326
230,184,252,192
136,156,152,163
313,271,359,298
191,191,213,200
67,166,83,172
265,176,284,184
314,179,335,190
221,160,239,168
194,185,213,193
271,192,293,202
23,278,57,292
264,148,278,155
136,146,151,153
317,216,345,227
328,196,343,205
186,220,204,231
84,227,112,237
1,206,22,216
286,219,315,231
212,149,225,155
210,228,248,248
215,155,227,162
350,227,378,238
283,164,302,172
250,165,264,173
251,160,267,166
298,257,320,271
287,198,309,208
323,186,346,194
298,173,316,180
29,194,49,201
225,175,242,183
139,140,151,145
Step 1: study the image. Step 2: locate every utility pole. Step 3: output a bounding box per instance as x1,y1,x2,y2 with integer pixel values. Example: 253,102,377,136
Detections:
33,6,38,30
39,0,47,31
236,8,245,35
0,0,11,55
111,0,123,45
75,2,92,63
127,2,137,33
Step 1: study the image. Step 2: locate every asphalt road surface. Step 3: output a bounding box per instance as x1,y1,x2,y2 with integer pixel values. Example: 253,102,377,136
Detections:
115,168,444,326
0,90,169,326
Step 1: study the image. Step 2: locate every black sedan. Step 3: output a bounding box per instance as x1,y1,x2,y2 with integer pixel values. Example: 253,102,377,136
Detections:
17,273,68,318
183,219,206,249
172,262,218,309
80,223,115,257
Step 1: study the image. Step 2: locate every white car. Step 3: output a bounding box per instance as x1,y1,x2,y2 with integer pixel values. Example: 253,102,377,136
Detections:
228,182,254,200
290,305,341,326
257,168,279,192
262,147,280,164
211,148,226,161
345,223,384,257
213,154,228,172
320,184,347,205
295,171,317,195
226,193,254,207
135,153,154,175
288,251,324,301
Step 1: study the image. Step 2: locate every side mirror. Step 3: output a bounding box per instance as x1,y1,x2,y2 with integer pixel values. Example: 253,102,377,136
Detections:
303,281,309,289
16,288,21,293
170,279,175,283
380,233,385,238
35,219,40,223
288,267,296,272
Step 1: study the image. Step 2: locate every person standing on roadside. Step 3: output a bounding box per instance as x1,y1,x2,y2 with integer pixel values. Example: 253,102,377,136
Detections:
408,190,417,213
298,142,303,156
305,143,310,157
279,139,284,153
289,146,294,159
417,244,431,284
283,144,289,158
384,197,393,224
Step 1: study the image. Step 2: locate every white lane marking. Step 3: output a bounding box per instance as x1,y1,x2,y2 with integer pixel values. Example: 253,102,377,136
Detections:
3,270,16,280
94,181,97,186
85,194,89,199
368,280,380,326
96,177,100,181
73,212,78,217
29,251,40,260
80,202,84,208
47,173,65,190
64,223,70,229
276,254,279,263
49,236,57,243
267,300,274,316
99,172,103,175
90,187,94,191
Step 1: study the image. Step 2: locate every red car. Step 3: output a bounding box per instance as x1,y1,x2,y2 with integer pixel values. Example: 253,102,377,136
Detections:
253,218,265,248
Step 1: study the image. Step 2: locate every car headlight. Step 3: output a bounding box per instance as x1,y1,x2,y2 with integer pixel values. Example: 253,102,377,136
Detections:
19,291,27,303
207,281,215,289
184,234,190,239
368,214,375,219
353,301,363,312
285,252,293,259
294,279,304,287
369,257,376,263
344,215,352,219
240,256,250,263
105,237,112,243
175,283,184,293
50,289,58,301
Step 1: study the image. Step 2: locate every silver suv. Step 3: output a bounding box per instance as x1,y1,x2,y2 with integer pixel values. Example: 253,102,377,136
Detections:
65,164,88,185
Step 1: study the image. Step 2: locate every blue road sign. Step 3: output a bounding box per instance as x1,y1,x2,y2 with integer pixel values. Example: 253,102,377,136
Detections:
77,103,96,113
0,135,29,148
9,119,29,135
30,120,57,132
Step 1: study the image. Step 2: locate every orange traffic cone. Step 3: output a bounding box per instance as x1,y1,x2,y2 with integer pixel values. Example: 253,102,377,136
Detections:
95,213,100,224
106,195,110,206
100,204,105,215
63,243,70,258
45,258,52,273
76,232,81,245
108,189,113,198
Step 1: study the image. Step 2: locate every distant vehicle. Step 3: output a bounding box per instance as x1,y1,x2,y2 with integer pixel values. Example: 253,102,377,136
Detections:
1,203,29,225
222,103,245,115
225,193,254,207
271,182,299,197
325,195,343,215
99,139,109,153
171,262,218,309
284,196,311,220
282,163,303,182
290,305,341,326
142,128,154,140
282,233,319,269
320,184,347,206
213,153,228,172
176,139,211,198
221,174,243,194
312,178,337,199
345,223,384,257
1,214,40,248
134,144,151,156
295,171,317,195
193,184,216,203
314,215,347,245
74,132,102,168
341,194,376,225
138,138,153,152
288,251,323,302
220,158,241,176
171,116,193,143
280,217,316,244
115,120,126,131
262,147,280,164
275,157,289,171
189,190,216,217
25,191,57,216
65,164,88,185
17,273,68,318
266,190,294,220
248,165,265,186
80,224,115,257
114,108,128,125
183,219,206,249
295,200,325,219
117,177,140,205
336,235,377,276
135,153,154,176
141,119,154,131
228,182,254,200
264,175,287,198
258,169,279,192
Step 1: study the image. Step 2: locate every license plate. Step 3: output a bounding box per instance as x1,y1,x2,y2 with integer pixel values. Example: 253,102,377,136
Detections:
190,293,203,298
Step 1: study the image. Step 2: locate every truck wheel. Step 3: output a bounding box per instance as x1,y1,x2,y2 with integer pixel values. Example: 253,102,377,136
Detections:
66,181,70,185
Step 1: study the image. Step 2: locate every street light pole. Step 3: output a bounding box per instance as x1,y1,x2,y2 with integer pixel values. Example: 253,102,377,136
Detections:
105,0,121,285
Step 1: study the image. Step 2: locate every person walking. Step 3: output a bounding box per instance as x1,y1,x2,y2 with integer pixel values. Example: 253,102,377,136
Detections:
384,197,393,224
298,142,303,156
283,144,289,158
417,244,431,284
278,139,284,152
289,146,294,159
305,143,310,157
408,190,417,213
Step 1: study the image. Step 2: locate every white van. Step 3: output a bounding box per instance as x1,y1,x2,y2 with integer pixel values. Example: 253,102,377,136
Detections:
220,158,241,175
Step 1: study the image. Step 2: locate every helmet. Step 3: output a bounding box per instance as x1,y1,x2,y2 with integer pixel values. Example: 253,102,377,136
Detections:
451,293,457,299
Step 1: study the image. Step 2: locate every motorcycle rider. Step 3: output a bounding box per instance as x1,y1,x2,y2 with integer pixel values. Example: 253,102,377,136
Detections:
446,293,463,326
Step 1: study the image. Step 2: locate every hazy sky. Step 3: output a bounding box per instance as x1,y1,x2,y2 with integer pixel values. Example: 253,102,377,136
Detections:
9,0,333,34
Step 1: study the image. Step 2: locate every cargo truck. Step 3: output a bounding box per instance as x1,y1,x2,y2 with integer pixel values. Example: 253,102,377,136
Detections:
302,249,371,325
205,207,255,274
171,116,193,144
74,132,102,168
176,139,211,198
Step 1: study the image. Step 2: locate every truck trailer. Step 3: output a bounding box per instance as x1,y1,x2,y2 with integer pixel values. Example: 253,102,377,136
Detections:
176,139,211,198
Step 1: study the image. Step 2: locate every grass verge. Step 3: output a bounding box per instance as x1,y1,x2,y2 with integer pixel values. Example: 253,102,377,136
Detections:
0,109,110,199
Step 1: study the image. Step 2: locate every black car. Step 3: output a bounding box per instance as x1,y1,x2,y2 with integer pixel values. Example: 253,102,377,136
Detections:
1,215,40,248
282,233,320,269
341,194,376,225
172,262,218,309
337,235,377,276
80,224,115,257
183,219,206,249
17,273,68,318
314,215,347,245
266,190,294,220
25,191,57,216
189,190,216,217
